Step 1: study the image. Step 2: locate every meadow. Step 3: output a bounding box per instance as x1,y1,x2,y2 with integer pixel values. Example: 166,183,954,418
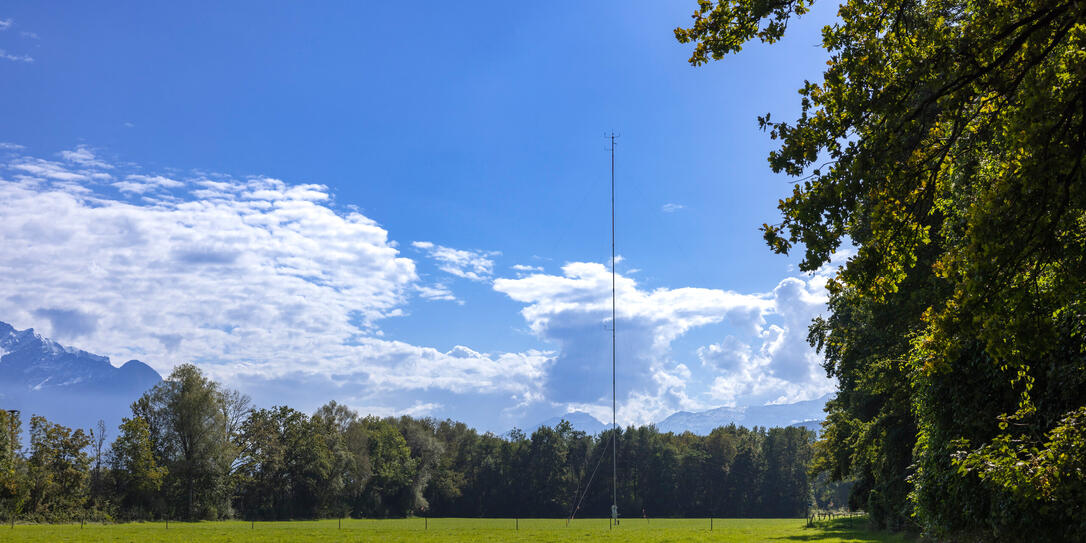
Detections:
3,517,914,542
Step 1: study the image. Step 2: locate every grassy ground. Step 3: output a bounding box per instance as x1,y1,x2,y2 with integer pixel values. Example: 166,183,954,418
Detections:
2,516,914,542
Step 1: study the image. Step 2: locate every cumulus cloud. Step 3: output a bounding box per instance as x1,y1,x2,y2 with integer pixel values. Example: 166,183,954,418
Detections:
0,147,549,413
412,241,499,282
698,335,754,373
493,261,835,424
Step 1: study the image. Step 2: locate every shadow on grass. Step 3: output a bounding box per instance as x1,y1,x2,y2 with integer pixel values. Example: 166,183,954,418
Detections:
770,516,913,542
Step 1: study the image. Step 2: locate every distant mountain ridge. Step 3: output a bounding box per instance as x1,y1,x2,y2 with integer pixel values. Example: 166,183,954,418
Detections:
0,321,161,435
656,394,831,435
535,394,831,436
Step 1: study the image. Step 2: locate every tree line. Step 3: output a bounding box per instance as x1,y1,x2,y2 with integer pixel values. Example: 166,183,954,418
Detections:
677,0,1085,540
0,364,820,522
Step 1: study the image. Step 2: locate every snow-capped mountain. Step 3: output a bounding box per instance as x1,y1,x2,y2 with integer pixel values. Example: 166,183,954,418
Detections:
655,394,831,435
0,320,161,436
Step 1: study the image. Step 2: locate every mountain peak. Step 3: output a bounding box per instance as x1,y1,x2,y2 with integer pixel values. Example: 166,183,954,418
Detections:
0,320,162,434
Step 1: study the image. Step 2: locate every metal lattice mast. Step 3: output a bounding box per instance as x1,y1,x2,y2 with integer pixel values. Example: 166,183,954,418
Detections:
610,132,617,525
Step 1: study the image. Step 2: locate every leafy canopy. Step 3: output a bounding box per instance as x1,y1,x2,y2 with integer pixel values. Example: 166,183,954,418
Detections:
678,0,1085,538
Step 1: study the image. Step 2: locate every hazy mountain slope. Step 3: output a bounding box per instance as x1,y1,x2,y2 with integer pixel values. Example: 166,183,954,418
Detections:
0,321,161,436
534,395,831,437
656,394,831,435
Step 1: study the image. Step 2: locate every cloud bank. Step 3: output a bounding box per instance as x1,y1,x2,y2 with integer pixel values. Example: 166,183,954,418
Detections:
1,145,837,429
0,147,547,419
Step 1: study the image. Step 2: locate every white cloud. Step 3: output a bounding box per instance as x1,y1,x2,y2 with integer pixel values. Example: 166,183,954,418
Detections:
698,335,754,373
0,144,844,430
0,148,550,407
59,146,113,169
347,401,443,419
412,241,499,282
698,269,838,407
0,173,413,352
416,283,458,303
493,261,835,425
110,181,153,194
1,49,33,63
11,157,94,181
112,174,184,194
353,343,551,396
0,18,11,31
496,261,770,347
661,203,685,213
0,142,25,151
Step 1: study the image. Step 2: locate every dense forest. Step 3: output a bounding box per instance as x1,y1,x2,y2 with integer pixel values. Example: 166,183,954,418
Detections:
677,0,1086,540
0,364,821,522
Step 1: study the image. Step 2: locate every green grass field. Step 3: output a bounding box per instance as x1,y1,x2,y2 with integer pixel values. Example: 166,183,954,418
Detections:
2,517,913,542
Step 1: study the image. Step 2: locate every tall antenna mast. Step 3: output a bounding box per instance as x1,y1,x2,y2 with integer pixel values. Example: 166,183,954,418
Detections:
610,131,618,527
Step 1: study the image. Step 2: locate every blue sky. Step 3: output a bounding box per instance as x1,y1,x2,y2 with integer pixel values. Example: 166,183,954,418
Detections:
0,2,844,432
